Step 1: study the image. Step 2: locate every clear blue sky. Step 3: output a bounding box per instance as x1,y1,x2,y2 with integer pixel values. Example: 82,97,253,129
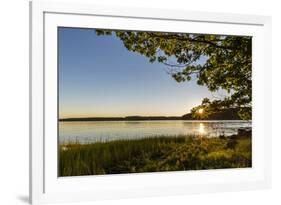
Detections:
58,27,222,118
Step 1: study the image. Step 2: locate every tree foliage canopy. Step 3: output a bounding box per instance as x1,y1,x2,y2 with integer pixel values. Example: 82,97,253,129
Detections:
96,30,252,120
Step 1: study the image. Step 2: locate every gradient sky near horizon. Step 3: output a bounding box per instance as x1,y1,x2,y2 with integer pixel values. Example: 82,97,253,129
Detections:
58,27,225,118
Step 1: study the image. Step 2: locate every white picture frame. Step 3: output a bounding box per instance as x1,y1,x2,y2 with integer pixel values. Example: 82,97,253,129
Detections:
30,1,272,204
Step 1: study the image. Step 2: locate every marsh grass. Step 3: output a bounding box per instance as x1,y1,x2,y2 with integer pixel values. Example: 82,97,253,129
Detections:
59,135,251,176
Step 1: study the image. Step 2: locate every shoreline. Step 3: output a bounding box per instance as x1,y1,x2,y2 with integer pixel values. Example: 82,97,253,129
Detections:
59,132,251,145
59,119,252,122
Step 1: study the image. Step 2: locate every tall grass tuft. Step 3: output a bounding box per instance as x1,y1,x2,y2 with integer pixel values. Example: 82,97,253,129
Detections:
59,135,251,176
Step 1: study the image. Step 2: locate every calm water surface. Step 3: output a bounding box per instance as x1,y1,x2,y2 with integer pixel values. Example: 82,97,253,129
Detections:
59,120,251,144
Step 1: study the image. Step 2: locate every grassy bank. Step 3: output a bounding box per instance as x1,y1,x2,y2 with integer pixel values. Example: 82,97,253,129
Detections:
59,135,251,176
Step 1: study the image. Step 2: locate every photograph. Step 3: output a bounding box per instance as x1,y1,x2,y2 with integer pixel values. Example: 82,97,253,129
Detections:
58,27,252,177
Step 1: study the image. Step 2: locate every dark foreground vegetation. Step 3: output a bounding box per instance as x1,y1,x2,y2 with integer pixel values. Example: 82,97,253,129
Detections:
59,135,251,176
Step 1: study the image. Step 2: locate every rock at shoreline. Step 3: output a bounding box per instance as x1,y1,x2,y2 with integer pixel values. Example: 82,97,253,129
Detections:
219,127,252,140
238,128,252,137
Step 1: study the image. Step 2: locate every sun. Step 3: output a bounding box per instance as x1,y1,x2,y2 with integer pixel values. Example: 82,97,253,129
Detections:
198,108,204,114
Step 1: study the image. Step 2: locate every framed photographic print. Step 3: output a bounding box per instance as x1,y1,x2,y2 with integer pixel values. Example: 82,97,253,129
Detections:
30,1,272,204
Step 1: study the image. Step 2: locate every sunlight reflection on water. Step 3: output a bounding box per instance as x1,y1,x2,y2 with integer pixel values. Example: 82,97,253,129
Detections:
198,123,206,135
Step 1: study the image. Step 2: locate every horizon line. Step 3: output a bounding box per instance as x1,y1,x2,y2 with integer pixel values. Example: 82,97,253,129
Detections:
59,115,186,120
